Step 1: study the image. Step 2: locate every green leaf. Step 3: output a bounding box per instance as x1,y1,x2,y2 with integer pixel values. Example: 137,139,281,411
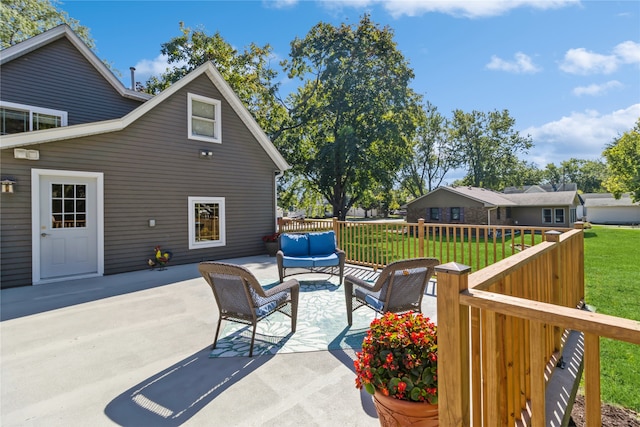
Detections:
364,382,376,396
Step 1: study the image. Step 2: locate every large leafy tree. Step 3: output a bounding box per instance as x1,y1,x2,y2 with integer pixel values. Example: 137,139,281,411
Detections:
603,119,640,202
543,158,607,193
400,101,458,198
278,15,422,220
449,109,533,190
143,22,286,137
1,0,93,49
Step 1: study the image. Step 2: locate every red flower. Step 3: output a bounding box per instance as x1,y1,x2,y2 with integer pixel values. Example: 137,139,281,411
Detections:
262,232,280,243
354,312,438,403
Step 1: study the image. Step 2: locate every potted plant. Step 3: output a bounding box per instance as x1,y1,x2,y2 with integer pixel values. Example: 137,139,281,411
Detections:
262,232,280,257
354,311,438,427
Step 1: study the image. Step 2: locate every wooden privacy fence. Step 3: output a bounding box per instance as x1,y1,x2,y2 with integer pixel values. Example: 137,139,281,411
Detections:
278,218,569,271
436,228,640,426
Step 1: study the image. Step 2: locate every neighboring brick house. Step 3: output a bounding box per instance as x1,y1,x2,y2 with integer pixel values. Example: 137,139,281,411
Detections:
406,186,581,228
0,25,289,288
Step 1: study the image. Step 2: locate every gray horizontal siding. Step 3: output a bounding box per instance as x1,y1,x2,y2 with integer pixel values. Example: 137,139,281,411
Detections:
1,38,142,124
0,75,280,287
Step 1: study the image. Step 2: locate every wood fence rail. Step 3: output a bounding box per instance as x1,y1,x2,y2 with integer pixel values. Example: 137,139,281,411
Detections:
278,217,570,271
436,226,640,426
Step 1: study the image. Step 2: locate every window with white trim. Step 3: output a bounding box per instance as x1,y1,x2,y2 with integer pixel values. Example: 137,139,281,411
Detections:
542,208,566,224
0,101,67,135
189,197,226,249
188,93,221,143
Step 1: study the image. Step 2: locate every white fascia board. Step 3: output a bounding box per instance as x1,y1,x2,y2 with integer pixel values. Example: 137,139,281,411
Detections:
0,119,122,148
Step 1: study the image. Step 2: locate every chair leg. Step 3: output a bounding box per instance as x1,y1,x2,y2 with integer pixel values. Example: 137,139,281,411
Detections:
345,283,353,326
249,323,257,357
290,288,299,333
212,317,223,350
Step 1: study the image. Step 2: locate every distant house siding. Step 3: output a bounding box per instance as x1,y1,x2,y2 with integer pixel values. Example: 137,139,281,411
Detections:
0,38,142,124
407,191,489,224
0,75,278,288
511,206,572,228
588,206,640,224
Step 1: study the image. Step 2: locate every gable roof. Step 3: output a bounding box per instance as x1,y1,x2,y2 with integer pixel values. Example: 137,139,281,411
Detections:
0,39,290,171
584,193,639,207
407,186,580,208
1,25,151,102
502,191,579,206
408,186,516,207
446,186,516,206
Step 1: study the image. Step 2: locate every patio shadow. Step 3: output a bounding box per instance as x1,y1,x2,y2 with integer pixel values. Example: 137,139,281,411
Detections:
104,346,273,426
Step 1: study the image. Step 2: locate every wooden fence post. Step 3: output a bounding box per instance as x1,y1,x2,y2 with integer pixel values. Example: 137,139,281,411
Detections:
545,230,563,351
584,333,602,427
436,262,471,426
418,218,425,258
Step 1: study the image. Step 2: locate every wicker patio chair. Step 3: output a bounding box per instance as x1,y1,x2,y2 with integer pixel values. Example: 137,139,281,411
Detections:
344,257,439,326
198,262,300,357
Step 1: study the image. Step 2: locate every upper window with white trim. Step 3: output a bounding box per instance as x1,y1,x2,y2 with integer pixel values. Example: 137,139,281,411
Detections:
188,93,221,143
0,101,68,135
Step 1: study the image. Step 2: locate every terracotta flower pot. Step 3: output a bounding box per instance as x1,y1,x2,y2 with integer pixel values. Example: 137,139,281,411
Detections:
373,390,439,427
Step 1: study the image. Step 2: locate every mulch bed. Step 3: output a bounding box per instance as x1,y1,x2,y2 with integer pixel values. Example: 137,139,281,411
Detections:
570,395,640,426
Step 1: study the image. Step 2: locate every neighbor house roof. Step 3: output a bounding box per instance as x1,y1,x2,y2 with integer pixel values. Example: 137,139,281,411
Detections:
407,186,516,207
1,25,151,102
0,30,290,171
446,186,516,206
584,193,638,207
407,186,580,208
503,191,579,206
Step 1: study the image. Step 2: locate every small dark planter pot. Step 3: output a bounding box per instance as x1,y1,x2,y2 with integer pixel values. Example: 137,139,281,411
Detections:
265,241,279,257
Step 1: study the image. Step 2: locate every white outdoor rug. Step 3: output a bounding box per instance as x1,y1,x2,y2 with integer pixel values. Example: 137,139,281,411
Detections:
209,279,375,358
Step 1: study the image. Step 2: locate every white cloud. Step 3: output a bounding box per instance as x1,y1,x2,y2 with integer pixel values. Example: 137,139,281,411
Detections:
486,52,541,74
559,48,617,75
613,40,640,64
372,0,579,18
263,0,299,9
572,80,623,96
559,41,640,75
132,54,187,83
523,104,640,166
323,0,579,18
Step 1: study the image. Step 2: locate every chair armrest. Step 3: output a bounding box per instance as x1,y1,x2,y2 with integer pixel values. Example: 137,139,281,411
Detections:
263,278,300,297
344,274,376,291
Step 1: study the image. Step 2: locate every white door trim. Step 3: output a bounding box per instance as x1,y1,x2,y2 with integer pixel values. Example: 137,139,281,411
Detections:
31,169,104,284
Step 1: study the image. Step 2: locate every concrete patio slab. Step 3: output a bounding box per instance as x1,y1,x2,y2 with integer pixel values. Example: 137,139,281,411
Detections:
1,256,437,426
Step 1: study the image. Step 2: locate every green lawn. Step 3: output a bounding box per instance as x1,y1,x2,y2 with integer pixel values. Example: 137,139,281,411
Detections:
583,225,640,411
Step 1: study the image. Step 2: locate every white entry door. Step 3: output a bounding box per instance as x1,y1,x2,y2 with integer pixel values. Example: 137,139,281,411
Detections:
36,172,101,281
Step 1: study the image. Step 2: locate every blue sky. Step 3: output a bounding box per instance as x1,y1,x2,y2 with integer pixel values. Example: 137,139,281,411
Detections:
62,0,639,176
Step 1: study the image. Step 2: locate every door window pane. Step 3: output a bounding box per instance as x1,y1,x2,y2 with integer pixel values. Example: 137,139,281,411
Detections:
51,183,87,228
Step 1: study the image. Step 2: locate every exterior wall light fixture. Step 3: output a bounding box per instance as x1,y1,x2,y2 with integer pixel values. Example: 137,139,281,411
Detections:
199,149,213,159
1,178,16,193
